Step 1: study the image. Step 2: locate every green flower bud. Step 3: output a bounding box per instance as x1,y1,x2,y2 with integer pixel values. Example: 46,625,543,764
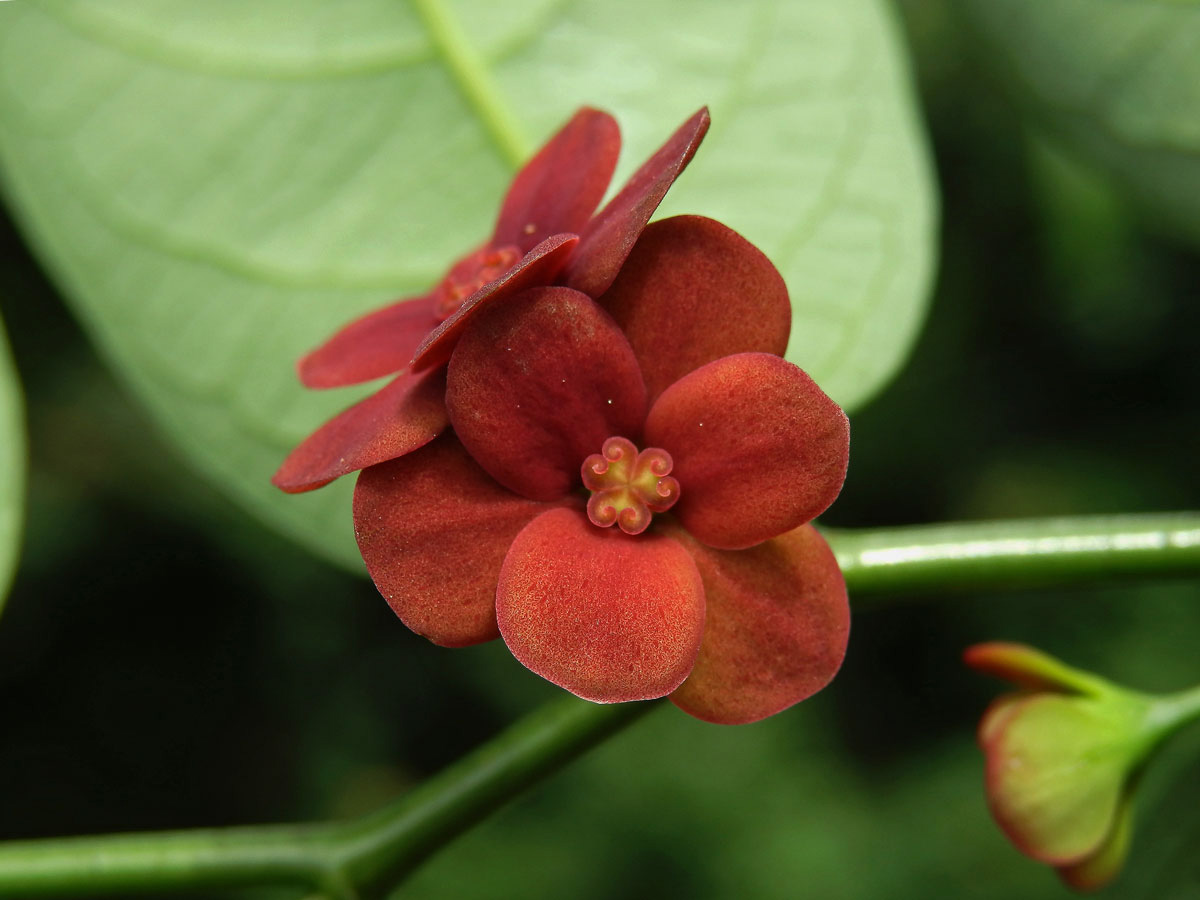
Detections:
966,642,1200,891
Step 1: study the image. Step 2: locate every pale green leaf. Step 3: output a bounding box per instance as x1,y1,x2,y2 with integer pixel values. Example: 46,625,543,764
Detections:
0,317,24,611
0,0,935,570
963,0,1200,243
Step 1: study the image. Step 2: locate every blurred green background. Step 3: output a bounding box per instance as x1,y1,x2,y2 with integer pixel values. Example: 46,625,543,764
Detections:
2,2,1200,899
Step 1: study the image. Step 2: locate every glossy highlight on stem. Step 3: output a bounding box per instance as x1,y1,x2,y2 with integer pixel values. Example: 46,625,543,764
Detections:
829,512,1200,597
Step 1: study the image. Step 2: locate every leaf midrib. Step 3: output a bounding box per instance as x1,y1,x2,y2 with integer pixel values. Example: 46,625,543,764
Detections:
2,0,533,291
410,0,531,169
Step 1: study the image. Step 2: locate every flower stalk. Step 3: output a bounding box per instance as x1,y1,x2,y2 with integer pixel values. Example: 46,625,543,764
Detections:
830,511,1200,597
1145,683,1200,744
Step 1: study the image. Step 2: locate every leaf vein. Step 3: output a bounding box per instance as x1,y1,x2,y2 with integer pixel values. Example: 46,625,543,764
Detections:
409,0,532,170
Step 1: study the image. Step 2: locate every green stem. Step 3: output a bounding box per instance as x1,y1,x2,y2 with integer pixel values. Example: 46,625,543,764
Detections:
1147,683,1200,742
3,511,1200,898
0,823,344,899
330,696,656,897
0,698,657,898
827,512,1200,596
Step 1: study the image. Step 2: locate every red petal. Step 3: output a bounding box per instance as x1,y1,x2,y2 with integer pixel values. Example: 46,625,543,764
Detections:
496,507,705,702
297,292,438,389
598,215,791,401
353,434,561,647
644,353,848,550
272,369,448,493
446,287,647,501
410,233,578,372
492,108,621,252
669,524,849,724
564,108,710,298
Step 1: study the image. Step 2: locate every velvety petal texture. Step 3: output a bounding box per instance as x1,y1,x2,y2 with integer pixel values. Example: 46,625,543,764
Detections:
279,106,852,722
353,435,561,647
410,233,578,372
599,215,791,401
497,507,705,703
645,353,849,550
298,292,437,389
669,524,849,724
272,369,448,493
564,108,710,298
446,287,647,501
492,108,620,251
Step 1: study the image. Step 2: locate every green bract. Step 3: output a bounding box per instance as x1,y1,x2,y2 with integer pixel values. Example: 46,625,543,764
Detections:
983,693,1147,866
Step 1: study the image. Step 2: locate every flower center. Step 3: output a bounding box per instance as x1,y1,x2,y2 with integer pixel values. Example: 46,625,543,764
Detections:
581,436,680,536
433,244,522,321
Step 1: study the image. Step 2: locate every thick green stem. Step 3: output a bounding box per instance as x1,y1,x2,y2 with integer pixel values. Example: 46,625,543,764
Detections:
1146,683,1200,742
0,698,655,899
329,696,656,898
2,511,1199,898
828,512,1200,596
0,823,345,898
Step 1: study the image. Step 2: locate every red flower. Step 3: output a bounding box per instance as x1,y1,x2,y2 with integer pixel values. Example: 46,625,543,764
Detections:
273,107,709,493
353,216,851,724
